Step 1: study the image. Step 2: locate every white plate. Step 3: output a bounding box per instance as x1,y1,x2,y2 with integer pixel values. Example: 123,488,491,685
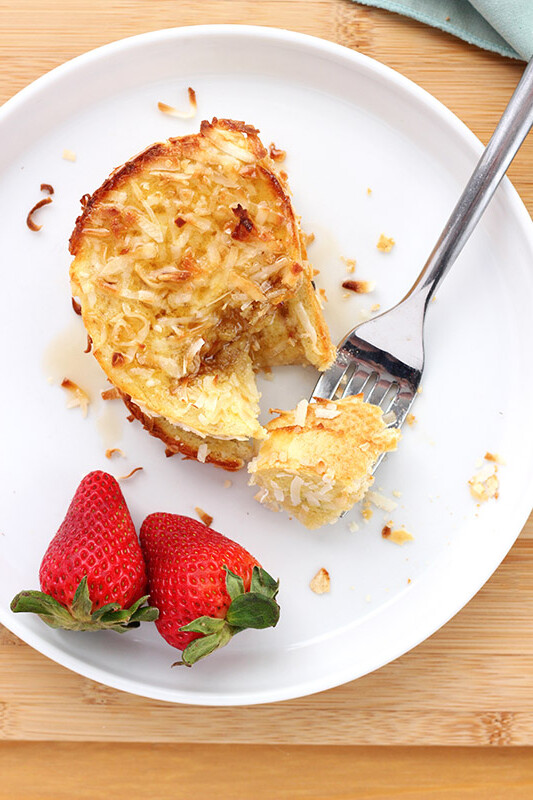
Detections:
1,25,532,706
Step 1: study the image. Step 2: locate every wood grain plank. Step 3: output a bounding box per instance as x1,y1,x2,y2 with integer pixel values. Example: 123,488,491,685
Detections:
2,743,533,800
1,0,533,746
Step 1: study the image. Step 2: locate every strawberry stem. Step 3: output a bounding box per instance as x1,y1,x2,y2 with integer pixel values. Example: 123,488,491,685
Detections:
11,576,159,632
177,565,280,666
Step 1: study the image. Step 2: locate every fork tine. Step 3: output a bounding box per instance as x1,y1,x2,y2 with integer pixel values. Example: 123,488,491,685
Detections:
381,383,400,413
366,377,395,406
342,368,374,398
311,360,349,401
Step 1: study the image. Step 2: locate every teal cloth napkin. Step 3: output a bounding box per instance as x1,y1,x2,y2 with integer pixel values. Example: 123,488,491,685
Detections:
352,1,532,60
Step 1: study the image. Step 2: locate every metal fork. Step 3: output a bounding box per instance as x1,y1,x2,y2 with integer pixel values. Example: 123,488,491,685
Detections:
312,57,533,454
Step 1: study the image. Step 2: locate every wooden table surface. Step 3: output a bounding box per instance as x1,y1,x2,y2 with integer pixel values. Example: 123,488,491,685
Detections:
2,1,533,796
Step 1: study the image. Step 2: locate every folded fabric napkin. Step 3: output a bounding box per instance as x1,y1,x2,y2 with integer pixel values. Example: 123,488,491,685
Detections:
352,0,532,60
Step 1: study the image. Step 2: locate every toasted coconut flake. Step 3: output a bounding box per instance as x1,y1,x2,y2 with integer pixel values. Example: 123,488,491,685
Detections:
469,462,500,503
341,257,357,273
223,479,232,489
197,443,209,463
268,143,286,162
40,183,54,195
310,567,330,595
365,490,398,513
105,448,124,459
314,406,340,419
384,525,414,545
158,87,197,119
71,297,82,316
295,398,308,427
195,506,213,527
112,352,125,367
26,196,52,231
342,279,375,294
101,387,121,400
228,271,266,302
290,476,304,506
377,234,395,253
61,378,90,417
119,466,143,480
84,334,93,354
485,451,505,465
295,302,317,346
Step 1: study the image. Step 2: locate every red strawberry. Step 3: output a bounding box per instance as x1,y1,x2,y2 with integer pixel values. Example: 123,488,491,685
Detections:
11,471,158,632
140,514,280,666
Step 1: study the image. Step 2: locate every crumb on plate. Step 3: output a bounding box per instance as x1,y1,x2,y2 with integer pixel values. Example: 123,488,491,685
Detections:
105,448,124,459
382,523,414,545
195,507,213,527
158,87,197,118
469,462,500,503
61,378,90,417
365,490,398,513
118,467,143,480
310,567,330,595
342,279,375,294
377,234,395,253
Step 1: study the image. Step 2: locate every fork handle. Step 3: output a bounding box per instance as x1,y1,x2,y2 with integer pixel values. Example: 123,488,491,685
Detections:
406,56,533,308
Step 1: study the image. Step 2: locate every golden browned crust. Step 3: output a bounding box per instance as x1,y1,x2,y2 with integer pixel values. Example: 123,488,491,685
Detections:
121,393,252,471
69,118,335,464
69,120,266,256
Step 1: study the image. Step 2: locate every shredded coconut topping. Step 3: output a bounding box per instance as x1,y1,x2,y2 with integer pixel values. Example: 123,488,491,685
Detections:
197,443,209,463
295,398,308,427
158,87,197,119
61,379,90,417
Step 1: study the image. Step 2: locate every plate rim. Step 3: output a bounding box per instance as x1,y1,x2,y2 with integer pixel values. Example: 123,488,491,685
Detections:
1,23,533,706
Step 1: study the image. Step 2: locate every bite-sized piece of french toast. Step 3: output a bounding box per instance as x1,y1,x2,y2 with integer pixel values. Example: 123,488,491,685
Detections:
248,395,401,528
70,119,335,468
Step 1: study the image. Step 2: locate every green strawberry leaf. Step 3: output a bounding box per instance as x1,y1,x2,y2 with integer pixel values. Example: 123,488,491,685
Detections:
180,616,226,635
250,566,280,600
11,579,159,633
226,592,280,629
130,605,159,623
178,624,234,666
127,594,152,616
11,590,73,622
223,566,245,601
91,602,122,621
70,576,93,620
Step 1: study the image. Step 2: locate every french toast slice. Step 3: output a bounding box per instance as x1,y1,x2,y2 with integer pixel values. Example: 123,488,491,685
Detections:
248,395,401,528
69,119,335,467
